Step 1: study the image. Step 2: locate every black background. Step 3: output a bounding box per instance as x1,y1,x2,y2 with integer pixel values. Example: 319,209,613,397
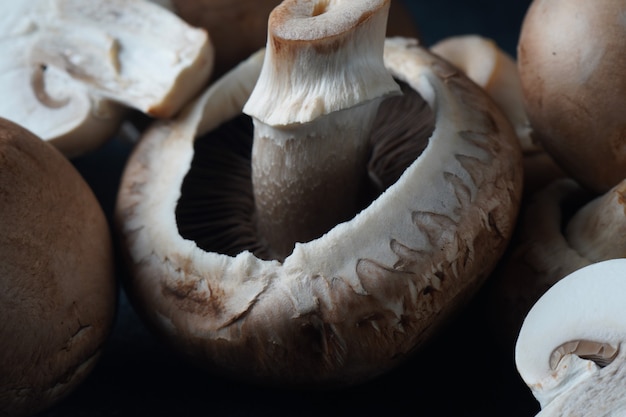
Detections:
43,0,539,416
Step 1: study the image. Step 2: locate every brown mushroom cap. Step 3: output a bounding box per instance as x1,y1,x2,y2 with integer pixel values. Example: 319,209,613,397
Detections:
115,39,522,386
518,0,626,193
0,118,116,416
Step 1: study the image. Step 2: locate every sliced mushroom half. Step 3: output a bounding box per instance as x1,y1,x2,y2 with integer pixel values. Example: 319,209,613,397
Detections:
516,259,626,415
0,0,213,157
116,0,522,385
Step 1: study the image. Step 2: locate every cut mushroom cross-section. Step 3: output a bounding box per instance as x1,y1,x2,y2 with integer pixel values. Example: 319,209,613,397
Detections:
516,258,626,416
115,0,522,386
0,0,213,157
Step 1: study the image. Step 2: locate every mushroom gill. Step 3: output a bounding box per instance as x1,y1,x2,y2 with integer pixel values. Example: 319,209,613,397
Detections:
175,79,435,261
550,340,619,370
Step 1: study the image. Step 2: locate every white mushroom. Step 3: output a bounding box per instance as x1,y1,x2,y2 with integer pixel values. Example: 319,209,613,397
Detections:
116,0,522,385
516,258,626,415
0,0,214,157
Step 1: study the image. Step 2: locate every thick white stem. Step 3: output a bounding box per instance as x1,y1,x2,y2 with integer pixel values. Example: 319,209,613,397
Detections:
243,0,400,259
252,100,382,259
244,0,399,126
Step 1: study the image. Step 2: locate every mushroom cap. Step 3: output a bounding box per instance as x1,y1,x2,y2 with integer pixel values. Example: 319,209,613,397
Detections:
171,0,281,77
486,178,594,347
431,34,535,152
0,118,116,416
518,0,626,193
115,39,522,386
515,259,626,413
0,0,214,157
488,175,626,351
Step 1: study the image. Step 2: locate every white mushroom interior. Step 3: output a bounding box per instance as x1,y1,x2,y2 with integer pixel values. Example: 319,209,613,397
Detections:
0,0,213,156
515,259,626,410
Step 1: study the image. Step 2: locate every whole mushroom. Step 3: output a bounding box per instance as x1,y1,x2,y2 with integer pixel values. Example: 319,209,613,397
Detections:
116,0,522,385
518,0,626,193
0,118,116,416
516,258,626,415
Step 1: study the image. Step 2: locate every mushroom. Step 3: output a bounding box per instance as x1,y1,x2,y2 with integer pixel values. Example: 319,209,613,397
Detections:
431,34,535,152
515,258,626,415
115,0,522,385
0,118,116,416
429,34,568,199
0,0,214,158
169,0,420,77
517,0,626,193
486,177,626,347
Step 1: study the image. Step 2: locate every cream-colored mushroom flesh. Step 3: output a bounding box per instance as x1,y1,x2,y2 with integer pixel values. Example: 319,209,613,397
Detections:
243,0,401,259
116,1,522,385
170,0,420,78
431,34,534,152
516,259,626,415
0,0,213,157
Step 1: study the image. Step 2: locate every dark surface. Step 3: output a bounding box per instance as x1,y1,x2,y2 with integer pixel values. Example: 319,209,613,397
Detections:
41,1,539,416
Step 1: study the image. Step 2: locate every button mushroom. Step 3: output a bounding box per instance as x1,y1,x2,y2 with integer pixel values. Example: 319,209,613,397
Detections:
518,0,626,193
115,0,522,385
0,0,214,157
515,258,626,415
0,118,116,416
